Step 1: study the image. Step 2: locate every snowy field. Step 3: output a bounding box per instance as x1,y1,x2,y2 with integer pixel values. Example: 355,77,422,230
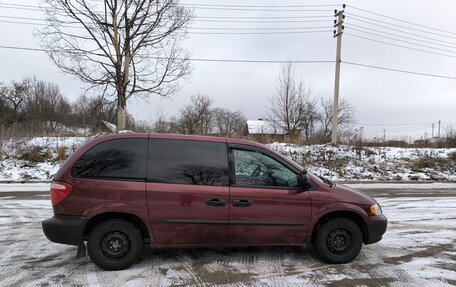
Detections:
0,137,456,182
0,184,455,286
269,142,456,182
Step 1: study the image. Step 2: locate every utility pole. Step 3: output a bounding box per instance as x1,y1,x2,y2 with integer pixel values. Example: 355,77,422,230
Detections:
331,5,345,145
432,123,434,138
438,120,441,138
383,129,386,143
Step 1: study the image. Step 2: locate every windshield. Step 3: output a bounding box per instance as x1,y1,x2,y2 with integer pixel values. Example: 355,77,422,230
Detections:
308,172,336,187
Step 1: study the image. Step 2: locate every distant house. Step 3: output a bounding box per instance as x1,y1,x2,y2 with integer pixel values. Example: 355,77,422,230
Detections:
246,119,300,143
246,119,286,135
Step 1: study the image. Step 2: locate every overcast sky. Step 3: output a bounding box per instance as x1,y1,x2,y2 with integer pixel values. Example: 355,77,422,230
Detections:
1,0,455,140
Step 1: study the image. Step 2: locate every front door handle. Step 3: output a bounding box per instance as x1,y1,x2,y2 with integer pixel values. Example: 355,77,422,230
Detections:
206,198,226,206
232,199,253,207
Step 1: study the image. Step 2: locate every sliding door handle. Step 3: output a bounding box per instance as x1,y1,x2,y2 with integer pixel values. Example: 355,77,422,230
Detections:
232,199,253,207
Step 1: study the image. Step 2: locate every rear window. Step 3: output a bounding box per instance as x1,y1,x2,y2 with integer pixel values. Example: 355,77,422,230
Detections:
148,139,229,186
71,138,147,180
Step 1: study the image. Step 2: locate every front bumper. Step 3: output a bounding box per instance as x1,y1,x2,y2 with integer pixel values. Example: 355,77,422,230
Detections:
365,215,387,244
42,215,90,245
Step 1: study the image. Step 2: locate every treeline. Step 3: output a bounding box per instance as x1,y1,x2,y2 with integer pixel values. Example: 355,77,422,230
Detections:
0,77,249,138
141,94,247,137
0,77,137,136
0,75,357,144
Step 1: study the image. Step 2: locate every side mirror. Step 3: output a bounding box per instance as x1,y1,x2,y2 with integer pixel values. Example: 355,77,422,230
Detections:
301,171,313,190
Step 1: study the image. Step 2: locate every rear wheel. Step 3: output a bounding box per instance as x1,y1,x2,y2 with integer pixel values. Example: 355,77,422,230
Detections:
87,219,142,270
314,218,362,264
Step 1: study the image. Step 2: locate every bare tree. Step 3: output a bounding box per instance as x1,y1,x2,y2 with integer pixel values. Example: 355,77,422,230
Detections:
38,0,192,131
177,94,213,135
23,78,72,130
269,62,319,140
0,81,27,127
213,108,246,137
443,124,456,147
73,94,116,129
151,111,171,133
319,97,356,141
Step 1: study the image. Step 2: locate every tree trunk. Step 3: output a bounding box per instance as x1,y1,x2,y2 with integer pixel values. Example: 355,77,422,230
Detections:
117,105,126,131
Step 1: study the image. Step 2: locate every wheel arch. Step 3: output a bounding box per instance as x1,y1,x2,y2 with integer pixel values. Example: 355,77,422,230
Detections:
310,210,368,246
83,212,150,242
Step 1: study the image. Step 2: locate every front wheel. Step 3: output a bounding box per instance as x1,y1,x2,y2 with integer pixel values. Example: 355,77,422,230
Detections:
314,218,363,264
87,220,143,270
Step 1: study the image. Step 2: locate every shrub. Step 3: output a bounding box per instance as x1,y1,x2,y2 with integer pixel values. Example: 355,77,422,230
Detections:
449,151,456,161
409,175,419,181
411,157,433,170
19,147,52,163
57,147,66,161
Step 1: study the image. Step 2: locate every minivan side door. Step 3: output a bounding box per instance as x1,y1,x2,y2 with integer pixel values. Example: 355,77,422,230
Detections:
146,138,230,246
228,145,312,246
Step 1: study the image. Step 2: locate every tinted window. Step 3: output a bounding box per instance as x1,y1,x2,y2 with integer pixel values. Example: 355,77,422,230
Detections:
148,139,228,186
233,149,299,188
72,138,147,180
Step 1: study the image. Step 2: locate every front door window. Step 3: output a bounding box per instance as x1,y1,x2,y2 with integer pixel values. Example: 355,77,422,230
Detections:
233,149,299,188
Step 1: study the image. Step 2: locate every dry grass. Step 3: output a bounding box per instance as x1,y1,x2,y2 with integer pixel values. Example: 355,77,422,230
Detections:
19,147,52,163
57,147,66,161
449,151,456,161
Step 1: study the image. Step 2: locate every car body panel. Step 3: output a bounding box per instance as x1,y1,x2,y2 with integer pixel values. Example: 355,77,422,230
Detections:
228,186,311,245
146,182,229,246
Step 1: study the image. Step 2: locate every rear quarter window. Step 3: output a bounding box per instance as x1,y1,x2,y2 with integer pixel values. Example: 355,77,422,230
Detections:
71,138,147,180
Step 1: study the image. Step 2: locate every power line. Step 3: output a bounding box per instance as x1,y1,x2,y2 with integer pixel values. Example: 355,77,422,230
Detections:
180,3,343,8
0,19,79,28
347,12,456,38
346,4,456,36
0,14,332,24
188,28,332,35
0,4,42,12
187,30,332,35
343,60,456,80
0,2,332,12
189,26,332,31
1,44,455,80
346,26,456,54
193,19,331,23
0,2,335,19
0,19,333,35
358,122,432,126
196,16,333,19
344,22,456,49
0,45,335,63
345,33,456,59
345,15,456,46
181,7,333,12
345,13,456,40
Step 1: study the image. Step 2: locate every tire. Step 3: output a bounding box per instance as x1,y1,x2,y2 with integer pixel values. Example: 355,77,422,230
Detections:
314,218,363,264
87,219,143,270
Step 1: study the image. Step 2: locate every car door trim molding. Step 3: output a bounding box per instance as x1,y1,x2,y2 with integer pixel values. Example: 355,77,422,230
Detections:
156,219,229,225
156,219,304,227
230,220,305,226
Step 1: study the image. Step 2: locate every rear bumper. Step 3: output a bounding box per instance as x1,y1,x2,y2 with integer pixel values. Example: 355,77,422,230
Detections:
365,215,387,244
42,215,90,245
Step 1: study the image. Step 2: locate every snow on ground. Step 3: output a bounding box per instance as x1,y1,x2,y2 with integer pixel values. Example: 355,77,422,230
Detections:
0,137,88,182
0,187,455,286
0,136,455,182
346,182,456,189
269,142,456,182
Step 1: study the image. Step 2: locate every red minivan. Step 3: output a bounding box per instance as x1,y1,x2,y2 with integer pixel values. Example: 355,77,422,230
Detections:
42,134,387,270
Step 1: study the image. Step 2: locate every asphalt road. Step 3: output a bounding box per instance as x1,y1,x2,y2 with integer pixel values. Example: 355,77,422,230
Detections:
0,185,455,286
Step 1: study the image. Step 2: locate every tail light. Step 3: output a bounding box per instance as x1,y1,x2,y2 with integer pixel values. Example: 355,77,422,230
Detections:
50,181,73,205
